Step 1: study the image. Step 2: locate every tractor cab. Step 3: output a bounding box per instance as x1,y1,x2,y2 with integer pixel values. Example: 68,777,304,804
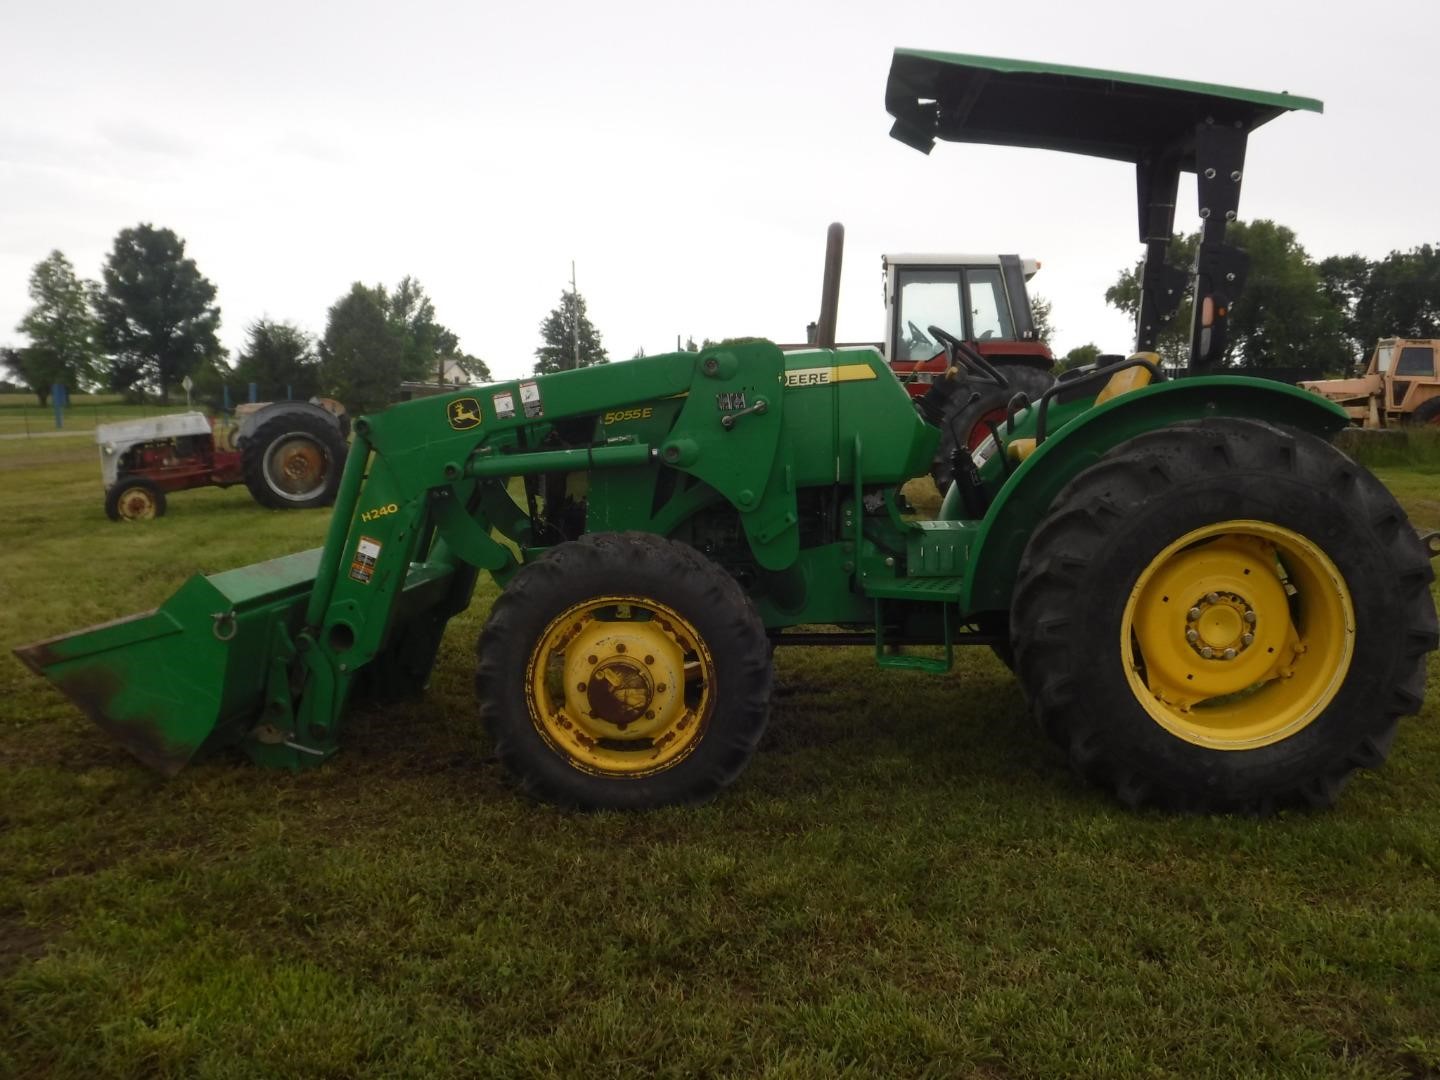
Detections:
883,252,1051,384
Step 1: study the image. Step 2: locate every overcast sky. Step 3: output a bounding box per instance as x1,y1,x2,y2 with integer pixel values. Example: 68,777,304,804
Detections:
3,0,1437,383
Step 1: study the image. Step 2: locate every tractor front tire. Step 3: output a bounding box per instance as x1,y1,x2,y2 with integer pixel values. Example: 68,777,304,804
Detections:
105,476,167,522
1012,418,1437,813
476,532,773,809
241,411,347,510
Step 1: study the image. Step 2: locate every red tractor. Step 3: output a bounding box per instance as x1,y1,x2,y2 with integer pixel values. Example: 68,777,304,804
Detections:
97,399,349,521
803,225,1055,488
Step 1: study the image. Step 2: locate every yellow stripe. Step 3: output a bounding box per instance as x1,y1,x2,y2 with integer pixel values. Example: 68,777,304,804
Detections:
781,363,878,389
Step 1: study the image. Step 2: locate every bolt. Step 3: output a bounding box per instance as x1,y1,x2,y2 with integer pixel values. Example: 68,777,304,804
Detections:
884,556,895,567
1204,168,1216,179
1223,648,1236,660
1244,611,1256,624
1241,633,1254,646
1206,593,1219,604
1184,629,1198,644
1225,211,1236,222
1230,170,1242,182
1225,271,1236,281
615,643,626,653
644,710,655,720
1187,607,1201,620
1199,207,1211,219
644,654,654,665
577,682,587,692
587,654,598,665
1201,647,1214,659
656,683,666,693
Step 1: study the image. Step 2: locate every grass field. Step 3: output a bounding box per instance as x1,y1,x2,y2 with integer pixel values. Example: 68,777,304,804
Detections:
1,439,1438,1078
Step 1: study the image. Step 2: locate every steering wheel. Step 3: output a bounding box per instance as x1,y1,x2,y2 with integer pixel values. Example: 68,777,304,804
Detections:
927,324,1010,389
904,319,933,349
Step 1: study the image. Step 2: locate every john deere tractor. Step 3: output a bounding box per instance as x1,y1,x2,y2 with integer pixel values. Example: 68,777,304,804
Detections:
18,51,1439,813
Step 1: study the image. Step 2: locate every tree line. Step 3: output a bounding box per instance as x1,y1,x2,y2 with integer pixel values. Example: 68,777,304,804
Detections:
3,224,493,412
1064,220,1440,374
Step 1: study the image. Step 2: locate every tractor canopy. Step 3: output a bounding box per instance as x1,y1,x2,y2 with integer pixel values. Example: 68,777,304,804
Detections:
885,49,1322,164
885,49,1324,372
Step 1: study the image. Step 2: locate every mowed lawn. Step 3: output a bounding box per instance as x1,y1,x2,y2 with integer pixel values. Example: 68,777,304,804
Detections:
2,433,1439,1079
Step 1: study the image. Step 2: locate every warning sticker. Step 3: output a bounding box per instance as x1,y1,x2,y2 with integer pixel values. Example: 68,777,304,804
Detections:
349,536,382,584
492,391,515,420
519,380,543,419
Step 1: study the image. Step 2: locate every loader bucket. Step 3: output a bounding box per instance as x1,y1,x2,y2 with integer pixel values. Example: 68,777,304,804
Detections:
14,548,322,775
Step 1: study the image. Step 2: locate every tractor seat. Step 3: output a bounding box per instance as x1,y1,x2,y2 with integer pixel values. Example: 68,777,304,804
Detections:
1007,355,1159,463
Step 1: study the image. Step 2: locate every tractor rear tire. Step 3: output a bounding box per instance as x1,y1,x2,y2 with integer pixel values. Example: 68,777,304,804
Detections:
1407,398,1440,427
932,362,1053,491
241,411,347,510
105,476,167,522
1011,418,1437,813
476,532,773,809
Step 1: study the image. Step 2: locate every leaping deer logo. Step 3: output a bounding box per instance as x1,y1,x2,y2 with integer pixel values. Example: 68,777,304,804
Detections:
447,398,483,430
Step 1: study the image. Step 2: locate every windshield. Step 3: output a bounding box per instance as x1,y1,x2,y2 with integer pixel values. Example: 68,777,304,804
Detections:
896,270,962,360
894,266,1019,360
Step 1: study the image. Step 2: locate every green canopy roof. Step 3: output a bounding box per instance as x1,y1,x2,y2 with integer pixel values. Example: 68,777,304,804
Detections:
886,49,1322,167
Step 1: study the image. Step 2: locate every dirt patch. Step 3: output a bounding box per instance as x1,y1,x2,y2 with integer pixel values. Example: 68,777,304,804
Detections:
0,914,47,978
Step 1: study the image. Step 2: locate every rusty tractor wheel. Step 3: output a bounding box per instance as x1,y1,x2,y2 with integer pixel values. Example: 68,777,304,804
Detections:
476,532,773,809
241,410,348,510
104,475,167,522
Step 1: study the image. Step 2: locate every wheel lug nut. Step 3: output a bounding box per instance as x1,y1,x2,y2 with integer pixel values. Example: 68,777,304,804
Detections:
1187,607,1201,620
1186,629,1199,643
587,655,598,665
1241,633,1254,646
1206,592,1219,604
1223,648,1236,660
1200,647,1214,659
656,683,666,693
615,643,626,653
644,654,655,665
1244,611,1256,624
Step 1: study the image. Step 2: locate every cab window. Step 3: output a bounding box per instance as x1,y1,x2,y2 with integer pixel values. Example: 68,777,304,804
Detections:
1395,346,1436,377
1375,345,1396,373
965,268,1017,341
896,269,962,360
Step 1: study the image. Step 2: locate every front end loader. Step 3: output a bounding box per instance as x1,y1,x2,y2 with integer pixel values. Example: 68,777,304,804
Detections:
18,52,1440,813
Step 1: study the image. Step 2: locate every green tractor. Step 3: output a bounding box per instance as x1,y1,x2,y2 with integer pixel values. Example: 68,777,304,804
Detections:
18,51,1440,813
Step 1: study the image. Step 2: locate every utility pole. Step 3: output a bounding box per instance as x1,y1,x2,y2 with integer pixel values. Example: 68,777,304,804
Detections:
570,260,581,371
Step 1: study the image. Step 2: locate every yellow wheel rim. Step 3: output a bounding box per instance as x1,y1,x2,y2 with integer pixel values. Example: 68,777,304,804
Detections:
118,486,158,520
525,595,714,777
1120,520,1355,750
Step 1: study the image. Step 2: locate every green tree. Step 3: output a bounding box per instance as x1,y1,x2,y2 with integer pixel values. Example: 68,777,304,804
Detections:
233,319,319,400
1353,245,1440,350
94,224,222,403
534,289,608,374
1107,220,1347,376
318,284,406,411
1057,343,1102,373
13,250,102,406
318,277,486,410
1030,294,1056,343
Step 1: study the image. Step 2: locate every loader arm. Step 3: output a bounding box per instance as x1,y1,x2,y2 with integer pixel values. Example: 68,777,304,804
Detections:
16,343,809,773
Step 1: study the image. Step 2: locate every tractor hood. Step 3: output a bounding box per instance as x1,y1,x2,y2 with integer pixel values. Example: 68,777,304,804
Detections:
885,49,1322,166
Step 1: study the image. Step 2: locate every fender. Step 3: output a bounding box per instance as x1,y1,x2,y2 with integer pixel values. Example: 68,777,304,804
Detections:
960,376,1352,614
